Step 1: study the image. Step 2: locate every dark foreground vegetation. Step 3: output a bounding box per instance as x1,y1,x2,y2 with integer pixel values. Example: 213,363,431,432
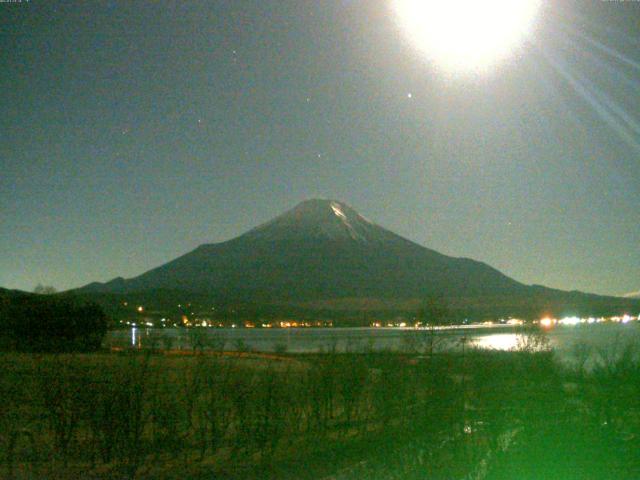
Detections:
1,337,640,480
0,294,108,352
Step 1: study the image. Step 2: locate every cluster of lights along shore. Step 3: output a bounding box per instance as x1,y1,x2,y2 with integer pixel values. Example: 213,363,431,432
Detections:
120,301,639,329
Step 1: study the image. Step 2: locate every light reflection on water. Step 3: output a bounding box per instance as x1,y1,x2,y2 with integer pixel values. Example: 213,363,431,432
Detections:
472,333,521,351
106,323,640,362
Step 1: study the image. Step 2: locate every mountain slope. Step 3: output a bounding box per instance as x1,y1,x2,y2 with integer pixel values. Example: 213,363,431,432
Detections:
79,199,527,301
75,199,640,317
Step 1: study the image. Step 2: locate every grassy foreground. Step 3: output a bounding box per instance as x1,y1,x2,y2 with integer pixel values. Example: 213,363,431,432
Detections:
1,341,640,479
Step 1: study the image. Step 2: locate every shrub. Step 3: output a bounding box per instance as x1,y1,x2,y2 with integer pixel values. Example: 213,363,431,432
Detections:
1,297,108,352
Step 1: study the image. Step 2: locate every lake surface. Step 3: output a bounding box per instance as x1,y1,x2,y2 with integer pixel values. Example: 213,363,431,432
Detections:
105,322,640,364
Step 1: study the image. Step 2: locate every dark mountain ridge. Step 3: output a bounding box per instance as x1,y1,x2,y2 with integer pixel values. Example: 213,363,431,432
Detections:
79,199,526,300
75,199,639,318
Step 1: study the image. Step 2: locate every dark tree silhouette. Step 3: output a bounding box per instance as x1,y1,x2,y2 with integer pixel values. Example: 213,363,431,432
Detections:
33,284,57,295
417,296,450,326
1,297,108,352
410,296,452,356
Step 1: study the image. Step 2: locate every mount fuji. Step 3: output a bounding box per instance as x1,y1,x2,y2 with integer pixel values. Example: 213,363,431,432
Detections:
75,199,639,318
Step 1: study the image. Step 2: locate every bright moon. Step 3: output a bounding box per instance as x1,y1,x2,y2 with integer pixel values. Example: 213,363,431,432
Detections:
392,0,541,72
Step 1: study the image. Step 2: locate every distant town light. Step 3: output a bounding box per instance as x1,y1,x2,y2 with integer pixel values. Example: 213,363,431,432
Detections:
559,316,580,326
540,318,553,328
137,306,144,312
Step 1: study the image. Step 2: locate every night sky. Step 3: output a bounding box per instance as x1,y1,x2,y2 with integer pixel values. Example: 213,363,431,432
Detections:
1,1,639,296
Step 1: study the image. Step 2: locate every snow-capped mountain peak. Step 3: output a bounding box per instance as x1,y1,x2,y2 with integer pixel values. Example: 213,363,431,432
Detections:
244,199,387,243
